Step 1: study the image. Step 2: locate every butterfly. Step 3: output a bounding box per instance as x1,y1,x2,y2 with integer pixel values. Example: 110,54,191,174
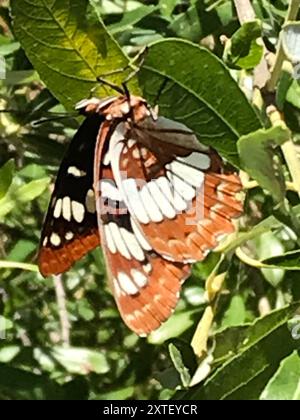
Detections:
38,91,243,336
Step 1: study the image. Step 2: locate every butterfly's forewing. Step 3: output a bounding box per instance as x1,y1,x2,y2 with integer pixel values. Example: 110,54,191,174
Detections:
38,114,103,276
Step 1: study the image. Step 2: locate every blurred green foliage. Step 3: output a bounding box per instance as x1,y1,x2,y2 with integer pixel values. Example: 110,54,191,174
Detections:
0,0,300,401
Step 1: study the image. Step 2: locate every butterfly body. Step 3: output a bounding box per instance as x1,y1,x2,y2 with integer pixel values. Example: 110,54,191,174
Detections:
38,94,243,335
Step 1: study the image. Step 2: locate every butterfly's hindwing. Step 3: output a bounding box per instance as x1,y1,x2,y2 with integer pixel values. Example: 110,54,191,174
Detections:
105,118,243,265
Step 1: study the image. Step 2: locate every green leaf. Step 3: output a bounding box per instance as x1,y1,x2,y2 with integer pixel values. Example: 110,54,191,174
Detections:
286,80,300,110
15,177,50,202
4,70,39,86
18,164,47,179
0,159,14,199
177,304,300,400
260,351,300,400
0,364,68,400
140,39,262,163
168,0,229,42
282,23,300,63
159,0,178,17
253,231,285,286
0,346,20,363
238,125,290,202
224,20,263,69
213,325,250,366
169,5,203,42
35,346,109,375
52,347,109,375
11,0,135,110
277,70,294,110
108,5,158,34
262,250,300,271
169,343,191,388
148,309,197,345
0,177,50,220
0,40,20,56
8,239,36,262
222,295,247,328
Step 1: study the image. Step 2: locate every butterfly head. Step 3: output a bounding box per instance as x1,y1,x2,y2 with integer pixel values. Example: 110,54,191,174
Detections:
76,95,157,123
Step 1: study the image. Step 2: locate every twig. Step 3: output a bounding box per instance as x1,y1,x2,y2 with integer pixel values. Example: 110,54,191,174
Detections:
53,275,70,347
235,246,266,268
268,0,300,91
233,0,270,88
233,0,255,24
0,261,38,272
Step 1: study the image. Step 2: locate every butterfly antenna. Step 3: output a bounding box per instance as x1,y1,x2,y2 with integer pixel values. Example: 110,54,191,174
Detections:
31,112,78,127
96,47,149,96
153,77,169,107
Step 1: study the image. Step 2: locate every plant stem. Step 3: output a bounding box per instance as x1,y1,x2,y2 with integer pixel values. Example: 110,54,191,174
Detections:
287,0,300,20
268,0,300,91
235,246,266,268
0,261,38,272
233,0,255,24
53,275,70,347
234,0,270,88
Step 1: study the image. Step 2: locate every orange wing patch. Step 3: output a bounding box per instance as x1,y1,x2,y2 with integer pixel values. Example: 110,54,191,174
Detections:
38,229,100,277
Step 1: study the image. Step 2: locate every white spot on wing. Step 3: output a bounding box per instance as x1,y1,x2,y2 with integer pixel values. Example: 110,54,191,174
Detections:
102,152,110,166
167,170,196,202
143,263,152,274
131,217,152,251
108,223,131,260
104,223,117,254
65,231,74,241
148,180,176,219
169,160,204,188
132,148,141,159
53,198,62,219
131,269,148,288
72,201,85,223
118,272,139,295
62,197,71,222
113,278,122,298
140,184,164,222
43,237,48,247
127,139,136,148
155,176,187,212
85,189,96,213
122,178,150,224
120,228,145,261
101,180,122,202
50,233,61,247
67,166,86,177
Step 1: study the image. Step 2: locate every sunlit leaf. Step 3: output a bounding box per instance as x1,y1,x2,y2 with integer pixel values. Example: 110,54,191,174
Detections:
0,159,14,199
177,304,300,400
224,20,263,69
11,0,136,110
261,351,300,400
238,125,290,201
